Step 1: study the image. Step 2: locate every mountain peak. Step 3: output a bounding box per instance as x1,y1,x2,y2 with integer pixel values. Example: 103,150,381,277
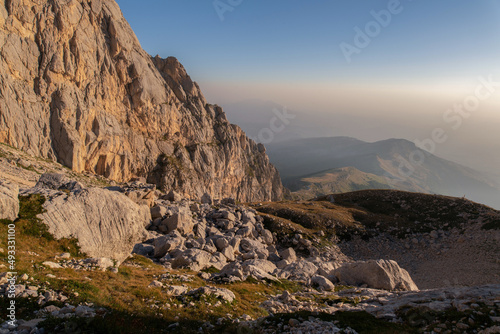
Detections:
0,0,283,201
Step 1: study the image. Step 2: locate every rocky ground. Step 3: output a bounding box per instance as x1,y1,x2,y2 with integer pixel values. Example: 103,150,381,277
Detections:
0,143,499,333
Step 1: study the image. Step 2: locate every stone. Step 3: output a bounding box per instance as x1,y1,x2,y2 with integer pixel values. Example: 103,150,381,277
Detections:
133,243,155,257
333,260,419,291
35,173,82,192
171,249,214,271
280,260,318,281
188,286,236,303
165,285,189,296
310,275,335,291
240,238,269,259
38,188,151,263
166,190,182,202
243,259,277,274
163,212,194,235
148,280,163,288
150,205,167,220
0,181,19,221
42,261,62,269
215,237,229,251
261,229,274,244
280,247,297,262
153,233,184,258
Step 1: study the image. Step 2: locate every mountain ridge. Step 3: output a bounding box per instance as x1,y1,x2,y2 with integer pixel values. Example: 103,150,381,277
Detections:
267,136,500,208
0,0,283,202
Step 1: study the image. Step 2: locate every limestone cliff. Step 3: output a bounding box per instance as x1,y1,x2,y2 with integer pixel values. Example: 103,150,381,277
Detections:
0,0,283,201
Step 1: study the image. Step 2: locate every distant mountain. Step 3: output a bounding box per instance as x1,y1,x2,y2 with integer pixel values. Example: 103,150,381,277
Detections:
266,137,500,209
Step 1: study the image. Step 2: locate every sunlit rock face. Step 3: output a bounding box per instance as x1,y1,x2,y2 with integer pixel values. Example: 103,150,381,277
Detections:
0,0,283,201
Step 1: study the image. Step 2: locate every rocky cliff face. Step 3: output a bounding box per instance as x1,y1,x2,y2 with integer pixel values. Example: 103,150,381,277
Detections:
0,0,283,201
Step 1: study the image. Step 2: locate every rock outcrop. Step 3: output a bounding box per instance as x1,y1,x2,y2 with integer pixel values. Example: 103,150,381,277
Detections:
0,0,283,202
37,187,151,263
333,259,419,291
0,180,19,221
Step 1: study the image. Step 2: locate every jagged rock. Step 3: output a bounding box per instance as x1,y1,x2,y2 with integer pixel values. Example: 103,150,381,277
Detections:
240,238,269,259
171,249,224,271
35,173,83,192
187,286,235,303
280,247,297,262
218,260,278,282
162,212,193,235
42,261,62,269
261,229,274,244
153,232,184,258
0,181,19,221
165,190,182,202
150,205,167,220
133,243,155,257
333,260,419,291
310,275,335,291
148,280,163,288
0,0,283,203
164,285,189,296
38,187,151,263
242,259,277,275
279,260,319,281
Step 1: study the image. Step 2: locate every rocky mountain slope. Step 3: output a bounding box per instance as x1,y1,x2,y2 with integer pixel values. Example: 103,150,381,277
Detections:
0,148,499,333
267,137,500,208
0,0,283,202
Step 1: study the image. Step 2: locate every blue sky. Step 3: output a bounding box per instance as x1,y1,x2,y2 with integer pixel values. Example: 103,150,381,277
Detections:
115,1,500,173
116,0,500,84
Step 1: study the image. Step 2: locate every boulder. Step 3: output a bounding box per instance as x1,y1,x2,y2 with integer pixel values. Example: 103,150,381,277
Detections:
261,229,274,244
188,286,235,303
38,188,151,263
170,249,225,271
279,260,318,281
165,285,189,296
35,173,83,192
218,260,278,282
243,259,277,274
153,233,184,258
310,275,335,291
0,181,19,221
42,261,62,269
165,190,182,202
240,238,269,259
132,243,155,257
148,280,163,288
280,247,297,262
150,205,167,220
332,259,418,291
163,212,193,235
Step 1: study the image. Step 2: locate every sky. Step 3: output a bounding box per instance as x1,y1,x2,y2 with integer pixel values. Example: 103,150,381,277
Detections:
116,0,500,174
